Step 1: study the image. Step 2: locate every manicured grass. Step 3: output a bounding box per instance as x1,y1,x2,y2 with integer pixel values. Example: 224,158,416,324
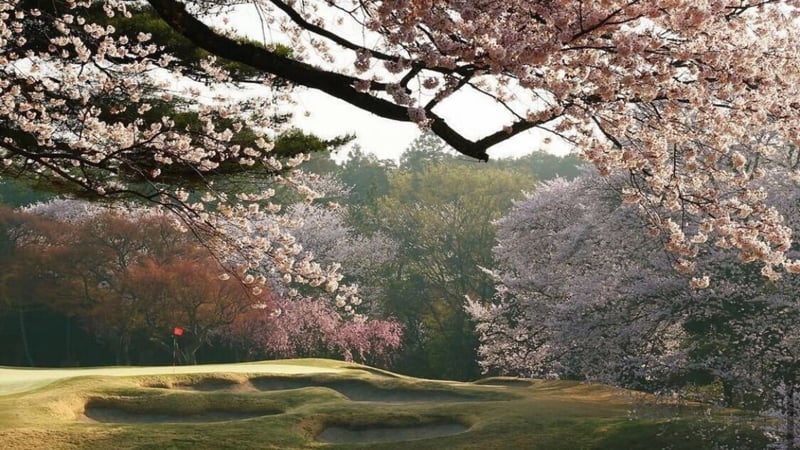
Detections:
0,359,768,449
0,359,347,396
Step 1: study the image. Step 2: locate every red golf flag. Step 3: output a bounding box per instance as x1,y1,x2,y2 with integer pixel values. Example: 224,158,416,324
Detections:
173,326,184,337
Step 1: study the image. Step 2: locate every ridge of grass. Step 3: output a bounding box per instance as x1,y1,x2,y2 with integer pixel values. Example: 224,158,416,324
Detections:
0,359,768,449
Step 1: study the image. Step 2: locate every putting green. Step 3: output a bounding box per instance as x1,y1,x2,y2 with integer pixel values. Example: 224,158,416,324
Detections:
0,360,344,396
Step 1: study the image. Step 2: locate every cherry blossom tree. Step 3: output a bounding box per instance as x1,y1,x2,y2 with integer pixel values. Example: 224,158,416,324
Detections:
225,296,402,365
283,200,397,306
469,165,800,447
218,177,403,365
468,173,686,385
0,0,362,307
3,0,800,277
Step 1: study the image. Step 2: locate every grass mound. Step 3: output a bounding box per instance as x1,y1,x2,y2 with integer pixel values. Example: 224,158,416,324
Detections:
0,359,769,449
83,407,270,423
473,377,534,387
145,375,251,392
250,375,500,403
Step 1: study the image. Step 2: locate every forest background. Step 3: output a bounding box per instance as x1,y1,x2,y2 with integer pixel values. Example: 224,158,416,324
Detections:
0,132,581,382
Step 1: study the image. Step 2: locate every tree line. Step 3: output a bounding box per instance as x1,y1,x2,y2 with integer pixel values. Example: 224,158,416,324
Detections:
0,134,578,381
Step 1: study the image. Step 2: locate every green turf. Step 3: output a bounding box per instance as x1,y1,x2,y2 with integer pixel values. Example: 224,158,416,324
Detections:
0,359,768,449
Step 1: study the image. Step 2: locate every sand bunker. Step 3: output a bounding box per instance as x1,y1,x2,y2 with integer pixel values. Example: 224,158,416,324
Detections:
251,377,480,403
317,423,469,444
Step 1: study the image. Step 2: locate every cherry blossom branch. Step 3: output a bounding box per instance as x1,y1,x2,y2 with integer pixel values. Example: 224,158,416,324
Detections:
146,0,545,160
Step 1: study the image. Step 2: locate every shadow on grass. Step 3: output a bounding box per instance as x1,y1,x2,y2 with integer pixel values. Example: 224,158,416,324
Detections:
589,418,769,450
172,378,244,392
250,376,491,403
317,423,469,444
141,374,517,404
83,407,274,424
473,377,534,388
81,395,284,424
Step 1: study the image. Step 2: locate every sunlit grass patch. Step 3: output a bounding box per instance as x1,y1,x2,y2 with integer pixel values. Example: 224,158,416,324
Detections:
0,359,770,449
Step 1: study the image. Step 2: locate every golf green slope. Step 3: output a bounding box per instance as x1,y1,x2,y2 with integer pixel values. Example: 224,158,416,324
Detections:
0,359,767,449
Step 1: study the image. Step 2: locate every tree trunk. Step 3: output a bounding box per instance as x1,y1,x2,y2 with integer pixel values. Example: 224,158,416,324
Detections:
787,384,796,450
116,335,131,365
64,316,72,366
722,380,735,407
18,309,33,367
181,341,202,365
122,335,131,365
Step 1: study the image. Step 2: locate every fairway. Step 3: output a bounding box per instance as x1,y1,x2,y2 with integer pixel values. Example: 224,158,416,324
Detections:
0,359,767,449
0,359,346,396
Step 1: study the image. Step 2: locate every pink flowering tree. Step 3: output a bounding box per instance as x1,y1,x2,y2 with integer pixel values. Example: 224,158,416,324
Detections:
225,296,403,366
220,178,403,366
0,0,364,306
469,164,800,447
468,173,686,385
279,175,398,306
2,0,800,279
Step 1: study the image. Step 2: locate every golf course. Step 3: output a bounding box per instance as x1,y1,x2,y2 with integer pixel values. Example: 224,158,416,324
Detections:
0,359,767,449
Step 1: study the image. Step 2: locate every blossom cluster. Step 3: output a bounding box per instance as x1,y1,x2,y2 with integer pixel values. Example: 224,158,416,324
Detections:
5,0,800,287
470,167,800,444
234,0,800,276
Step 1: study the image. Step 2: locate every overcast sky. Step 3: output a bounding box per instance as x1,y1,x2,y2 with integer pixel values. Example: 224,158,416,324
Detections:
290,88,571,162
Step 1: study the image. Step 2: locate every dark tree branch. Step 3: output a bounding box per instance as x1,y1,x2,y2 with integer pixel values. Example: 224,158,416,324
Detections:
146,0,539,161
267,0,397,62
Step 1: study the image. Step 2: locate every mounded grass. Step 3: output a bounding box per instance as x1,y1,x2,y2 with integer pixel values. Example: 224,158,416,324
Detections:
0,359,768,449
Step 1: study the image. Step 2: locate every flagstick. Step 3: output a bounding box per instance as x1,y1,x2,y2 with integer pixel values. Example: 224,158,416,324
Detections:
171,327,183,372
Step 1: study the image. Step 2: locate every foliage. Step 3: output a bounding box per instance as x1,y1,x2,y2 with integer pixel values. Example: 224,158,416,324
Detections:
6,202,258,364
0,0,366,311
283,200,397,305
469,166,800,446
373,149,536,380
1,0,799,280
0,200,402,366
225,297,402,366
494,151,583,182
216,182,404,366
334,147,396,232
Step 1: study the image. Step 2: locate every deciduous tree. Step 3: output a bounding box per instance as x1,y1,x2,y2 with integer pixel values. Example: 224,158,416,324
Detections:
3,1,800,276
0,207,66,365
20,202,230,363
376,156,534,379
0,0,358,303
225,296,402,365
469,166,800,446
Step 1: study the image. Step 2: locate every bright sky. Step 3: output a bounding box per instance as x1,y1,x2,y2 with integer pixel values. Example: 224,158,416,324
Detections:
291,88,571,162
214,5,572,162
